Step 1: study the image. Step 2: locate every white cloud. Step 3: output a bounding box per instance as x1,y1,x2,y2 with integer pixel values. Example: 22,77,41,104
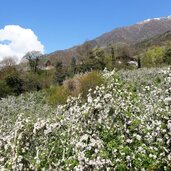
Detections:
0,25,44,62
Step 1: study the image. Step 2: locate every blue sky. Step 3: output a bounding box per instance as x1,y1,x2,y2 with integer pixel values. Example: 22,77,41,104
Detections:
0,0,171,54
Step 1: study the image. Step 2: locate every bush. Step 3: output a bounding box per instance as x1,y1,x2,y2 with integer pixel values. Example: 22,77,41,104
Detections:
21,72,42,92
63,72,104,99
48,86,70,106
79,71,104,98
5,74,23,96
163,47,171,65
0,66,23,97
63,74,82,97
0,81,12,98
39,70,55,89
142,47,164,67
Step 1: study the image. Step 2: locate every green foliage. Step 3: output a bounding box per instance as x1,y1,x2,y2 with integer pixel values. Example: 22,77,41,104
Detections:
55,61,66,85
103,55,112,70
63,71,105,99
111,47,116,68
21,72,42,92
0,64,56,98
79,71,104,98
95,49,106,70
0,66,18,80
48,86,70,106
142,46,164,67
0,81,12,98
38,70,55,89
58,71,105,101
79,48,106,72
5,74,23,96
70,57,77,76
84,51,97,71
137,56,141,68
163,47,171,65
0,66,24,97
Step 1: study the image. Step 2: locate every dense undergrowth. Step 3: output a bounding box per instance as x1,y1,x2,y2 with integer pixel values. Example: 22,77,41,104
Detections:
0,67,171,170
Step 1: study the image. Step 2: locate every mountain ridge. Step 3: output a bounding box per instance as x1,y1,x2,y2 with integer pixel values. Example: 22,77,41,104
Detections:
44,15,171,65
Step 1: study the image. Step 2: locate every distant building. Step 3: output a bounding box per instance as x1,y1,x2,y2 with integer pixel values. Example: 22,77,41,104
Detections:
128,61,138,67
41,59,54,70
45,60,52,67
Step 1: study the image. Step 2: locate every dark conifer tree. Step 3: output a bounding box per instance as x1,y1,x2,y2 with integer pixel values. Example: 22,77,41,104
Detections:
55,61,65,85
70,57,77,75
111,47,116,68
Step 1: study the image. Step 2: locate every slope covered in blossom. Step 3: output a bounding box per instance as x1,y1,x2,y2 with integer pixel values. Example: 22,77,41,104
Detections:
0,68,171,170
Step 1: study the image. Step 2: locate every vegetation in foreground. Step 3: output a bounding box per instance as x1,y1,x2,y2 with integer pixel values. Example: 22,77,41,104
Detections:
0,67,171,170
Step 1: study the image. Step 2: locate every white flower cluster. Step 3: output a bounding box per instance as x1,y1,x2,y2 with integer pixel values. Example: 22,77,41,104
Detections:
0,67,171,170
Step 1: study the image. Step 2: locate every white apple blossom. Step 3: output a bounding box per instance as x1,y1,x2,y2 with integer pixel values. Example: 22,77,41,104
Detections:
0,67,171,170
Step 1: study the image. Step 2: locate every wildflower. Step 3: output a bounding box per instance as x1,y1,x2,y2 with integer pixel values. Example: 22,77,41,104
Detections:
136,134,141,141
164,97,171,105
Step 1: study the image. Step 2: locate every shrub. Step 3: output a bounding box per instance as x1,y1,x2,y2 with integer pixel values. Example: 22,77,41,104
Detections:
54,61,66,85
163,47,171,65
21,72,41,92
5,74,23,96
0,81,12,98
48,86,70,106
63,71,104,98
142,47,164,67
0,66,24,97
79,71,104,98
63,74,82,97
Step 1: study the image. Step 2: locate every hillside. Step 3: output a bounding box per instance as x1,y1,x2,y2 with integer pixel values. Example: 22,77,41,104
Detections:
134,30,171,50
45,16,171,64
95,16,171,46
